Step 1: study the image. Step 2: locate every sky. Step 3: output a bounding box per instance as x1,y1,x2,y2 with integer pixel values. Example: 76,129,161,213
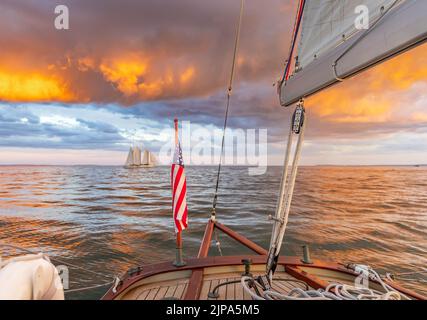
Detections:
0,0,426,166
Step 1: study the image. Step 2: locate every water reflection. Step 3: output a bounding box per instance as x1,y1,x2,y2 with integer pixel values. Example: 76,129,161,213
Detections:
0,165,426,299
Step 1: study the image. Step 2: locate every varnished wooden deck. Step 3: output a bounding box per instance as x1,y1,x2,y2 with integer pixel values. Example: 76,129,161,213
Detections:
104,255,425,300
119,265,311,300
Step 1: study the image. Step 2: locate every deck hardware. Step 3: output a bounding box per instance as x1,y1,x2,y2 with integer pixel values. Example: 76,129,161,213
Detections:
301,245,313,264
207,291,220,299
268,215,284,224
241,259,253,277
173,245,187,267
128,266,143,277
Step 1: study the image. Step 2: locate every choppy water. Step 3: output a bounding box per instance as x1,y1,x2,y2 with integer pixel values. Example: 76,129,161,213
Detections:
0,165,426,299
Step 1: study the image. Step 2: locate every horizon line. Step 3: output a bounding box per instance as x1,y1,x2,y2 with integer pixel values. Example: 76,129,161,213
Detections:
0,164,426,167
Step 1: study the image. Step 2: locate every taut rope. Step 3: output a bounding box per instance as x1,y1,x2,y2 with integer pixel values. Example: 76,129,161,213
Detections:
211,0,245,218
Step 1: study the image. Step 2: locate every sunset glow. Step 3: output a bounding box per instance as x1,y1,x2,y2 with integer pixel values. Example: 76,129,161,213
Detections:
0,0,426,165
0,70,74,102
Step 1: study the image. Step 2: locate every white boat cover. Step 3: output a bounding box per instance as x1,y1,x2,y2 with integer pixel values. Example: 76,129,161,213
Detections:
0,254,64,300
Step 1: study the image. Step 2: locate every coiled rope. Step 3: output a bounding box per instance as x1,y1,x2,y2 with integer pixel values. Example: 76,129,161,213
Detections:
241,265,411,300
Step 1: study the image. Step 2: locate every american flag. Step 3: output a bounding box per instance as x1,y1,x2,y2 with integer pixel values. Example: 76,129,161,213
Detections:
171,141,188,233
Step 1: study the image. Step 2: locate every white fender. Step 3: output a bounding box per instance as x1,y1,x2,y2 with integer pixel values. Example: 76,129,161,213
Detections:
0,254,64,300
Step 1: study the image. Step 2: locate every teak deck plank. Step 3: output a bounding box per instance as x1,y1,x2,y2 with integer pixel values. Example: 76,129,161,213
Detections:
165,285,178,298
145,288,160,300
200,279,212,300
226,278,236,300
154,286,169,300
135,289,150,300
174,283,187,299
119,270,316,300
235,278,244,300
218,278,227,300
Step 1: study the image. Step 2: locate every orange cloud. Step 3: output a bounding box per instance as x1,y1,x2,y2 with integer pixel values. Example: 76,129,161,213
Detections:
306,43,427,124
180,66,195,84
0,70,74,102
97,54,197,100
99,56,150,96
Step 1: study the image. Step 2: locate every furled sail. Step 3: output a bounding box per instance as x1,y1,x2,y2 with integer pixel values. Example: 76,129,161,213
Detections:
280,0,427,106
133,147,142,166
125,147,134,167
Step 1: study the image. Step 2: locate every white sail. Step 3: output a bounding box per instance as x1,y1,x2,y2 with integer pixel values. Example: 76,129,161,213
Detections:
142,150,149,165
133,147,142,166
125,147,134,167
298,0,397,69
280,0,427,106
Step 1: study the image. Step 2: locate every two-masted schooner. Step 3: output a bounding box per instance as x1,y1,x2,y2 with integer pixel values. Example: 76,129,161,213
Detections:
124,147,155,168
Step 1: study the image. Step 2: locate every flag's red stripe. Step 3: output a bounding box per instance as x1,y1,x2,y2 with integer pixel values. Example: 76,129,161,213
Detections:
171,143,188,233
174,179,187,219
181,206,188,228
172,167,184,214
171,165,176,206
173,166,183,195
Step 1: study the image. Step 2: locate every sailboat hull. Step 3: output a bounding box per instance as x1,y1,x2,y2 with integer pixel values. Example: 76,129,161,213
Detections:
124,164,155,169
102,255,425,300
102,220,424,301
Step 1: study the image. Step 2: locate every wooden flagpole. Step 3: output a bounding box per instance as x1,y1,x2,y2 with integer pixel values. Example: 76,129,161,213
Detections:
173,118,186,267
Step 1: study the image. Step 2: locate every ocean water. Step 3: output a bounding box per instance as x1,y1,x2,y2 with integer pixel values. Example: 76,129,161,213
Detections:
0,165,426,299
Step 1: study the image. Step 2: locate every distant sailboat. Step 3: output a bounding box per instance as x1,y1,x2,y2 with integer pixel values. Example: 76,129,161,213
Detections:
125,147,155,168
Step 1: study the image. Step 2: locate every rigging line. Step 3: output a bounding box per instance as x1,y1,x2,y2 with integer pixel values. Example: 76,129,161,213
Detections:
211,0,244,216
0,242,115,281
333,0,402,81
281,0,306,84
64,280,115,294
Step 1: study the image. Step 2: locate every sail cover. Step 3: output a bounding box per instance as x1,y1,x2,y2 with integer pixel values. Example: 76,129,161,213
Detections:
280,0,427,106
